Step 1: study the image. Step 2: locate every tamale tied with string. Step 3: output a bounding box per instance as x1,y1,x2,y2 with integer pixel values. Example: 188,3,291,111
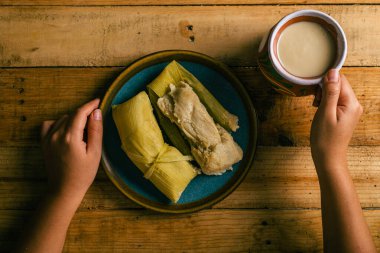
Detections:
112,91,198,203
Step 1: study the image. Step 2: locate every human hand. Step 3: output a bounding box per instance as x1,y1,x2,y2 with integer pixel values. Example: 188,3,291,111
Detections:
311,69,363,169
41,99,103,202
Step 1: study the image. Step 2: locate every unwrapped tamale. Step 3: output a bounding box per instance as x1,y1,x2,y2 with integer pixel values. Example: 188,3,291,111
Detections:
112,91,198,203
148,87,191,156
148,61,239,137
157,82,243,175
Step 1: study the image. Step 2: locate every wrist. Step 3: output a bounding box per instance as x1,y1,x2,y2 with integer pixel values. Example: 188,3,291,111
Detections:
46,186,86,211
312,154,351,185
311,145,347,166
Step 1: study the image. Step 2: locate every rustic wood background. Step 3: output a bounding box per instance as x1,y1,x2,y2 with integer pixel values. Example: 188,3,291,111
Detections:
0,1,379,252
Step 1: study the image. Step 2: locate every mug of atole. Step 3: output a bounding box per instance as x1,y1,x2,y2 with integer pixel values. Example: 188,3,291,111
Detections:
258,10,347,96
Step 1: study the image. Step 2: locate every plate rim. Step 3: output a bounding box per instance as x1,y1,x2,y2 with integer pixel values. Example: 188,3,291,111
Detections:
100,50,258,213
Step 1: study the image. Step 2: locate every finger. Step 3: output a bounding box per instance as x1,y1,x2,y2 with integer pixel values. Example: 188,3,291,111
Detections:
43,115,69,142
87,109,103,156
338,74,357,107
68,99,100,138
320,69,342,117
41,120,55,141
312,86,322,107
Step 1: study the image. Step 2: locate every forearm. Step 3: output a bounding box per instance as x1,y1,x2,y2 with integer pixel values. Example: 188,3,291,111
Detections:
15,191,84,253
316,160,376,253
20,99,101,253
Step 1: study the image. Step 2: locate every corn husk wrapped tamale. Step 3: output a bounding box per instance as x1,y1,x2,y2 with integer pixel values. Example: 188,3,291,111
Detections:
112,91,198,203
147,61,239,151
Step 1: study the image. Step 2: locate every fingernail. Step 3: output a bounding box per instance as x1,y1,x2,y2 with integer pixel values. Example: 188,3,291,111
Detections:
327,69,339,82
93,109,102,121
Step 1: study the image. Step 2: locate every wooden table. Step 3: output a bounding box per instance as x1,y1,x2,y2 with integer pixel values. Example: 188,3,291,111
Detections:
0,1,379,252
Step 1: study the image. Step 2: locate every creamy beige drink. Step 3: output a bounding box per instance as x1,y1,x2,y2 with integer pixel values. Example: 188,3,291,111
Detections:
277,21,336,78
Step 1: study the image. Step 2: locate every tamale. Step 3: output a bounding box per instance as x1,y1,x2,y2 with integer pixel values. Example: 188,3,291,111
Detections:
157,82,243,175
147,60,239,132
112,91,198,203
147,87,191,156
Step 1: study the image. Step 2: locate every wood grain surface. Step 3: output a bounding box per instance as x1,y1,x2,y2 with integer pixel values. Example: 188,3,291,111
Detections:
1,209,380,252
1,0,380,5
1,2,379,253
1,67,379,146
0,6,379,67
1,146,379,210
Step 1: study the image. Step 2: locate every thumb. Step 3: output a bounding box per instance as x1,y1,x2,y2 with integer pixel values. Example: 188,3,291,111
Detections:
87,109,103,156
320,69,341,116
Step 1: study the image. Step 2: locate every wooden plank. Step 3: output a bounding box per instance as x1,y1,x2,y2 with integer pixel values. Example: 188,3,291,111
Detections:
1,0,380,6
0,6,379,67
0,144,108,178
216,146,380,209
1,209,380,252
0,180,140,210
1,146,379,210
238,67,380,146
0,67,122,145
0,67,379,146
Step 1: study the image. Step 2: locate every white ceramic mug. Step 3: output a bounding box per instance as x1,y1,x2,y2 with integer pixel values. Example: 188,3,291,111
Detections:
258,9,347,96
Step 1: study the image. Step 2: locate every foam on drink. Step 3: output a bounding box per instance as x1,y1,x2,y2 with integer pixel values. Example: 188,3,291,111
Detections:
277,21,336,78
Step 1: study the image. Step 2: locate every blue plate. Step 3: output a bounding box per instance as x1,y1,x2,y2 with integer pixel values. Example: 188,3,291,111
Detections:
101,50,257,213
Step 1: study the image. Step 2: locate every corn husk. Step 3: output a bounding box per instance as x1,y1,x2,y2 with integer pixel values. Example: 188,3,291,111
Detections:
147,60,239,132
112,91,198,203
148,87,191,156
